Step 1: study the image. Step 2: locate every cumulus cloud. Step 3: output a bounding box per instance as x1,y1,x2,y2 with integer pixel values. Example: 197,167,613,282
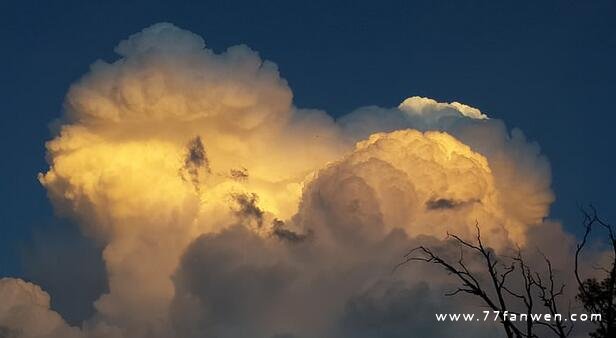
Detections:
0,22,593,338
0,278,82,338
171,225,506,338
339,96,554,240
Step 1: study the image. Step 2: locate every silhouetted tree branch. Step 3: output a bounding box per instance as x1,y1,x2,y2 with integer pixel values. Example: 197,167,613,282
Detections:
396,223,572,338
575,206,616,338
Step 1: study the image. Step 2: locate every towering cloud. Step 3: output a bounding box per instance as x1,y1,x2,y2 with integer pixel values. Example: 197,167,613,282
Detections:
0,23,584,338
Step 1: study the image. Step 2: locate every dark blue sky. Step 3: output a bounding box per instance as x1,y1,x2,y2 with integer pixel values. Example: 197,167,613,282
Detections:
1,0,615,280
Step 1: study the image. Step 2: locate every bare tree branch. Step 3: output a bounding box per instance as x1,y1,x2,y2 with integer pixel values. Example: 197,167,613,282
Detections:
397,223,575,338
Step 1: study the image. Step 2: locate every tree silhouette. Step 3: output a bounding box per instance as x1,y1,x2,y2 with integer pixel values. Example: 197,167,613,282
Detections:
395,224,573,338
575,207,616,338
397,208,616,338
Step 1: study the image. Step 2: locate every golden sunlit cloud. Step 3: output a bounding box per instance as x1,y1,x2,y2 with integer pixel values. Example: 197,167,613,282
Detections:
0,23,569,338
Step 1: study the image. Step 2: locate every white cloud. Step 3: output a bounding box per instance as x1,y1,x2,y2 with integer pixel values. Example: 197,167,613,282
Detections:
0,22,592,338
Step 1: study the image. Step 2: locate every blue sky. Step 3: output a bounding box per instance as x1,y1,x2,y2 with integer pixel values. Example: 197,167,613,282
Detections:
1,0,615,281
